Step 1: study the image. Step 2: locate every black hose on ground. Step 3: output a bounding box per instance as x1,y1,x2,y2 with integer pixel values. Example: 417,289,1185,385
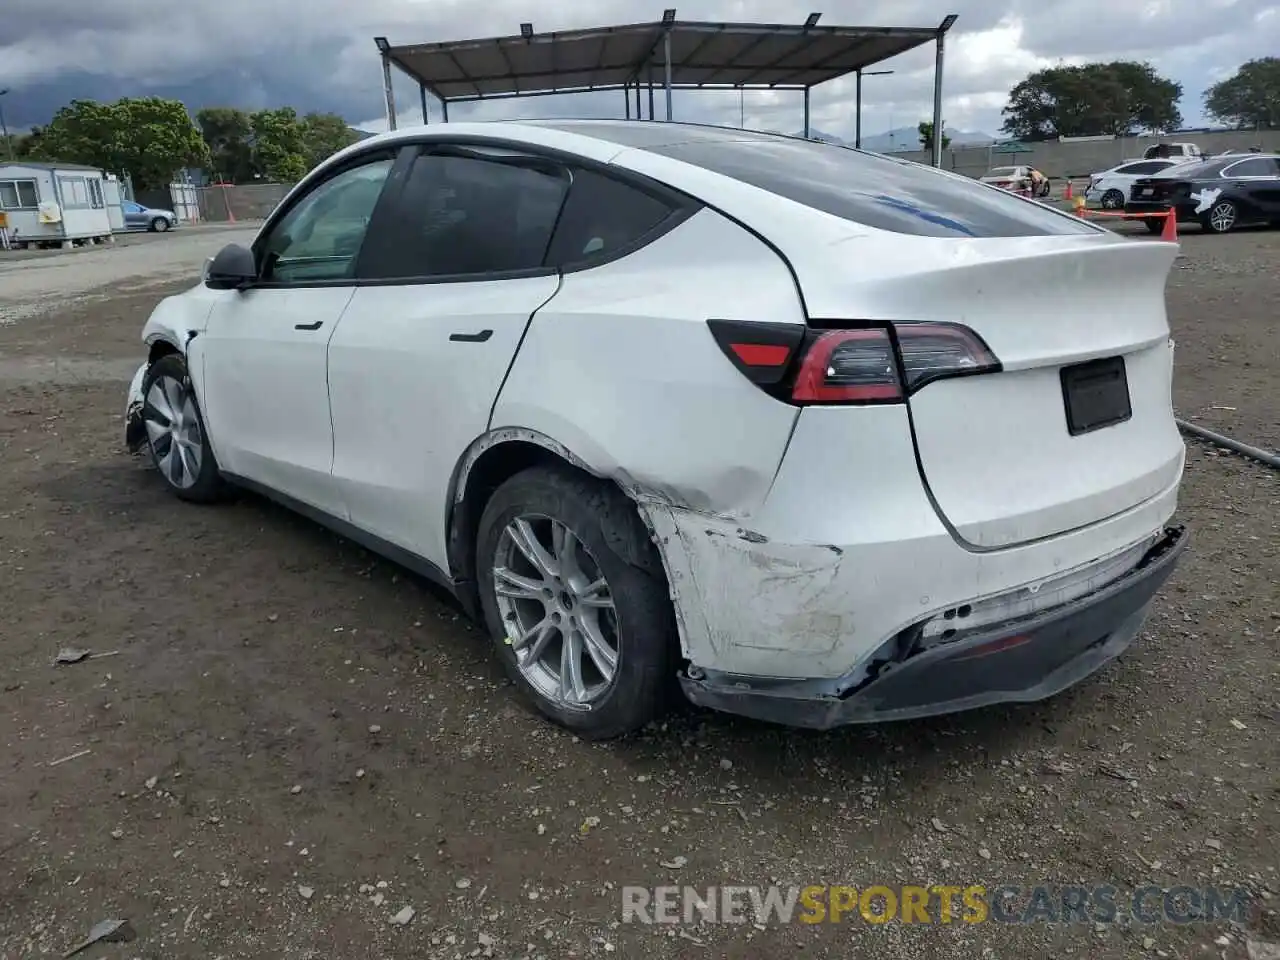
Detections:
1176,419,1280,470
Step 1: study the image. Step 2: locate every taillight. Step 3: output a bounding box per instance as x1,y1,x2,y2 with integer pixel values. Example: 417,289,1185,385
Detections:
705,318,805,386
793,329,899,402
707,319,1000,405
893,322,1001,392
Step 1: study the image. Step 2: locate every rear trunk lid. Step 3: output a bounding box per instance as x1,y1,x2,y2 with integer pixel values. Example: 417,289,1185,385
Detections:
1129,176,1187,205
788,232,1185,549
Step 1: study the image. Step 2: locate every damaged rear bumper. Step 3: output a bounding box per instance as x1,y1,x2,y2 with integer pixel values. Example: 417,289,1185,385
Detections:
679,525,1187,730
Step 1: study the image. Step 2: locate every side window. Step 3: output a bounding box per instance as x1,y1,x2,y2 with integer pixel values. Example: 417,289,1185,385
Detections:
360,151,568,280
59,177,90,208
258,157,394,284
1,179,40,209
1223,158,1277,178
545,168,680,268
1120,162,1160,175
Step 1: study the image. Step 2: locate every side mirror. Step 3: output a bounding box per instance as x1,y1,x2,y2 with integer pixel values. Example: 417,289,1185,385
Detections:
205,243,257,290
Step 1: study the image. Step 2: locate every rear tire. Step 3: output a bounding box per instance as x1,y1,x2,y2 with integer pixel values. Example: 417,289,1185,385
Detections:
141,354,224,503
1101,189,1124,210
1144,219,1164,234
475,465,678,739
1202,200,1238,234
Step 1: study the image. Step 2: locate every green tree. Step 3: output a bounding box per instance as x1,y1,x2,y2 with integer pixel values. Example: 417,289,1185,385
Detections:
300,112,360,169
12,126,47,160
1204,57,1280,129
34,97,208,189
196,106,256,182
917,120,951,152
250,107,308,182
1001,62,1182,140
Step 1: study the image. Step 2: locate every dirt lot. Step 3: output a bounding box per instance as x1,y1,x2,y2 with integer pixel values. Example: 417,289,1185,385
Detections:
1,225,1277,960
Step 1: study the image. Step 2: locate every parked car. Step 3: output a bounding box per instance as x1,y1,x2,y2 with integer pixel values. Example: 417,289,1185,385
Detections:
1126,153,1280,233
122,200,178,232
1142,142,1203,162
122,121,1187,738
1084,158,1189,209
979,165,1050,196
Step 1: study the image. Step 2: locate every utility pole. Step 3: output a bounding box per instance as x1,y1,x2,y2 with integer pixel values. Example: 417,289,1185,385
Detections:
0,90,15,162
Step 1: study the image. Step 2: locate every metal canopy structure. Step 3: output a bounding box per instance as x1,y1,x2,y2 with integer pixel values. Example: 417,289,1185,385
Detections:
375,11,958,166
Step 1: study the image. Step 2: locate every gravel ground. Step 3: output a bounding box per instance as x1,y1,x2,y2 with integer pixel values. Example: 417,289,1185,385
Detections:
1,225,1277,960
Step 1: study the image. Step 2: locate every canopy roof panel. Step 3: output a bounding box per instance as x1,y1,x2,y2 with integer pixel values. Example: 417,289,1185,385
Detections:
379,17,952,103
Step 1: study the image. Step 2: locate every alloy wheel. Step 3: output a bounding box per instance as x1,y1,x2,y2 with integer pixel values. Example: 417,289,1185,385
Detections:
143,374,203,489
492,515,620,710
1209,202,1236,233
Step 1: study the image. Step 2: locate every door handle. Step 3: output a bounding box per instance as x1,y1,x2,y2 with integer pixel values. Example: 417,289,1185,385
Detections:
295,320,324,331
449,329,493,343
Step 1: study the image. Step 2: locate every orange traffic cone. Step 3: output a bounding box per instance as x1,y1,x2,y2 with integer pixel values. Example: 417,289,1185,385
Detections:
1064,180,1073,200
1160,210,1177,242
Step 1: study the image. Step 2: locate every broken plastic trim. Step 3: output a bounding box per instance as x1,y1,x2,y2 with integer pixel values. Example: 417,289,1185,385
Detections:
855,524,1185,695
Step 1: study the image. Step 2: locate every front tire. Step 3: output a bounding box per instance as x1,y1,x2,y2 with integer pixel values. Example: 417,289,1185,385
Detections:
475,465,678,739
151,217,170,233
1202,200,1238,234
141,354,223,502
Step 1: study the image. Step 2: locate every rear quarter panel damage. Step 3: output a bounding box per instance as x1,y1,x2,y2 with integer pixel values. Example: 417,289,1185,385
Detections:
490,207,807,520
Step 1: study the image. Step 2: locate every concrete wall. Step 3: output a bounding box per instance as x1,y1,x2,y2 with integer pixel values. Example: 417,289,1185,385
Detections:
197,182,293,223
894,129,1280,180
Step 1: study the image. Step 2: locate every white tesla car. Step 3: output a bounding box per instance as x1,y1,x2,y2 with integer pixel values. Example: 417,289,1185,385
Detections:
124,120,1187,739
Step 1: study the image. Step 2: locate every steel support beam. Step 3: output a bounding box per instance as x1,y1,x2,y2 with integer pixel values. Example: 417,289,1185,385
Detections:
381,51,398,131
625,83,632,119
803,87,811,138
663,30,674,120
931,31,945,167
855,69,862,148
419,83,429,124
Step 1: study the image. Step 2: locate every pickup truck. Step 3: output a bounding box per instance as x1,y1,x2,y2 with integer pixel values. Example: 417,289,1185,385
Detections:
1142,142,1202,161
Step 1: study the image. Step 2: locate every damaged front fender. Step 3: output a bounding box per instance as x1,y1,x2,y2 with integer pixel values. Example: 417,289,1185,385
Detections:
124,362,148,453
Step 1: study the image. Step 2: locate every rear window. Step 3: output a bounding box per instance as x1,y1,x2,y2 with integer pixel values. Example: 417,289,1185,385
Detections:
1154,159,1228,178
648,139,1098,238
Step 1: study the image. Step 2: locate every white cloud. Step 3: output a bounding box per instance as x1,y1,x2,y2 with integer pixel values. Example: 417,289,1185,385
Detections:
0,0,1276,137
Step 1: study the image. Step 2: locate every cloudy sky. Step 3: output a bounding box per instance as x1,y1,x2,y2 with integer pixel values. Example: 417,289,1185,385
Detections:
1,0,1276,142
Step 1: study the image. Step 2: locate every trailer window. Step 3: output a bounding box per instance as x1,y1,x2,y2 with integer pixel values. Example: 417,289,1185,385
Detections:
0,179,40,210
